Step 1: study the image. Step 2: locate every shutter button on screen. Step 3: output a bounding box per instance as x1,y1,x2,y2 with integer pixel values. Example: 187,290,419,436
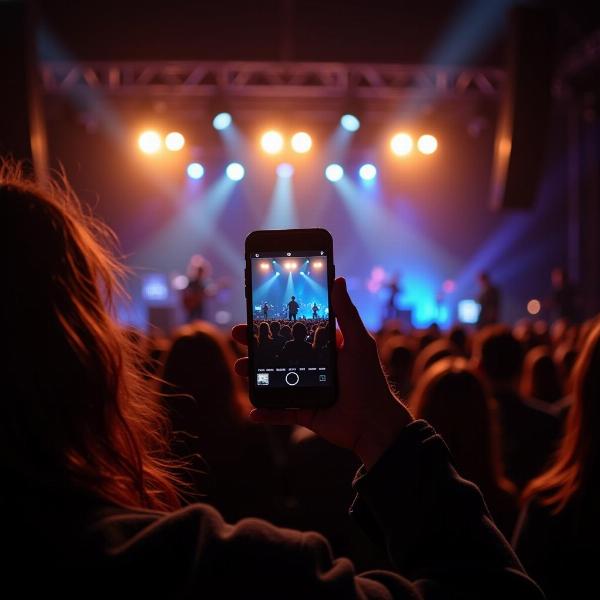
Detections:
285,372,300,386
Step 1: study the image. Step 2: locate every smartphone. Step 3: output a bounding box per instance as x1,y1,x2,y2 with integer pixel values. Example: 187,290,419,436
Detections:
245,228,337,409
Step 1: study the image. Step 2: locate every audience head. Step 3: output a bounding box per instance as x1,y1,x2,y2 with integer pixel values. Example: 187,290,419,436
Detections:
161,321,249,421
381,336,415,397
448,325,469,357
258,321,272,341
473,325,524,388
280,324,292,340
1,164,180,510
411,358,509,489
292,322,308,341
312,326,328,349
413,338,457,380
521,346,563,404
554,345,578,391
524,320,600,512
270,320,281,336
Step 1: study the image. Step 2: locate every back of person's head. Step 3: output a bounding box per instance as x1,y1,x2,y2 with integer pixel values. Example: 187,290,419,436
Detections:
554,344,578,392
524,319,600,512
411,358,510,489
381,335,415,396
413,338,457,380
312,326,328,349
270,320,281,336
448,325,469,357
280,324,292,340
161,322,249,422
473,325,524,386
258,321,271,340
292,321,308,341
1,163,180,510
521,346,563,404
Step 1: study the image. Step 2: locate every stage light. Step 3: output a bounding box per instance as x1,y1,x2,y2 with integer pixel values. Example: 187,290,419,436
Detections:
358,163,377,181
340,114,360,132
138,130,161,154
172,275,189,290
390,133,413,156
312,261,323,269
325,163,344,182
261,130,284,154
527,299,541,315
276,163,294,178
417,134,438,155
186,162,205,179
165,131,185,151
213,112,232,131
442,279,456,294
457,299,481,324
226,162,245,181
291,131,312,153
260,262,271,271
284,261,298,270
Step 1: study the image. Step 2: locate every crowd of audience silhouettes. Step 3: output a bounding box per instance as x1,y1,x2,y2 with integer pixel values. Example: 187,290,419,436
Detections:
2,164,598,598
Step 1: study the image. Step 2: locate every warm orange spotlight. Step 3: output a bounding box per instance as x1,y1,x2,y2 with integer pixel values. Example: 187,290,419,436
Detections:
138,130,161,154
261,130,284,154
291,131,312,153
417,134,438,155
259,262,270,271
284,261,298,270
165,131,185,151
390,132,413,156
312,261,323,269
527,299,541,315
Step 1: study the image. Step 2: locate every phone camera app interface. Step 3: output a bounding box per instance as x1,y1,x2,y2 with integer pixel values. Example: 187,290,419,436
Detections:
251,252,331,389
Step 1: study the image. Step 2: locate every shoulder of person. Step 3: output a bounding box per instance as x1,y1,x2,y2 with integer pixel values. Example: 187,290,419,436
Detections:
88,502,388,597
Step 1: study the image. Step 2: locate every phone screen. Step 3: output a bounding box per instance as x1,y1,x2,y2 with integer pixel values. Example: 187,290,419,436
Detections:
249,250,333,390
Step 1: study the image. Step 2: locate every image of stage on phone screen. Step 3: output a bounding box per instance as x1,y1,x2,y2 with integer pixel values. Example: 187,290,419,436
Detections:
251,252,332,388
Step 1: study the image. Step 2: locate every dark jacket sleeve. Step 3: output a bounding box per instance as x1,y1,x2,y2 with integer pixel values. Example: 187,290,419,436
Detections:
92,420,544,599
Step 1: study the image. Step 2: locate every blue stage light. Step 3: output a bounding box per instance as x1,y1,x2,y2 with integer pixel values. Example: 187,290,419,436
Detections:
226,162,245,181
186,162,205,180
325,163,344,182
276,163,294,178
213,112,232,131
340,114,360,132
358,163,377,181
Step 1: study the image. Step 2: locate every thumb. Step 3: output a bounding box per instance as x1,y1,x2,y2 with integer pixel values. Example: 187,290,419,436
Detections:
332,277,369,347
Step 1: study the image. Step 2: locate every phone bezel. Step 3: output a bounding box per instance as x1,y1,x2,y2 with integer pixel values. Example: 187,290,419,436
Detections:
245,228,337,409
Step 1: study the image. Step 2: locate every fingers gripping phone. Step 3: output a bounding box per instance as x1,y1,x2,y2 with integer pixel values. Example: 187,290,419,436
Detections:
245,228,338,409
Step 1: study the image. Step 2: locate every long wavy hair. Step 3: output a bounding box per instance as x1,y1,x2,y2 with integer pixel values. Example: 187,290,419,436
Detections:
523,320,600,513
1,163,181,511
411,357,515,496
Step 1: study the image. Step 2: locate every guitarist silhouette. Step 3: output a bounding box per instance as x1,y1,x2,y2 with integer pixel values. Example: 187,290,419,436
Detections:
182,255,228,322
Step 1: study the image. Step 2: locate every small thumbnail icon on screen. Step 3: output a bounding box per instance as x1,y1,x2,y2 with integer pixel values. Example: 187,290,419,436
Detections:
319,374,327,382
257,373,269,386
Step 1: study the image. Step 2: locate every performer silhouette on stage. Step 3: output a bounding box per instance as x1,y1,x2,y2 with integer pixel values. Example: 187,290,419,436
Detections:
312,303,319,319
288,296,299,321
385,272,402,320
262,302,269,320
476,272,501,328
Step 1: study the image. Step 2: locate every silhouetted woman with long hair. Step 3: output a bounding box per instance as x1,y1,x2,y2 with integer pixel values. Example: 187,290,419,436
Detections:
513,320,600,600
410,358,518,536
1,165,542,599
160,322,281,521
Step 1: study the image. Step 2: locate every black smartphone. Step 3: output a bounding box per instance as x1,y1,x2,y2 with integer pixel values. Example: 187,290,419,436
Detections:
245,228,337,409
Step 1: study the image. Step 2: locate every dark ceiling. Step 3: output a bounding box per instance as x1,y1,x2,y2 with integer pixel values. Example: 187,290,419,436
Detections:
34,0,598,67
